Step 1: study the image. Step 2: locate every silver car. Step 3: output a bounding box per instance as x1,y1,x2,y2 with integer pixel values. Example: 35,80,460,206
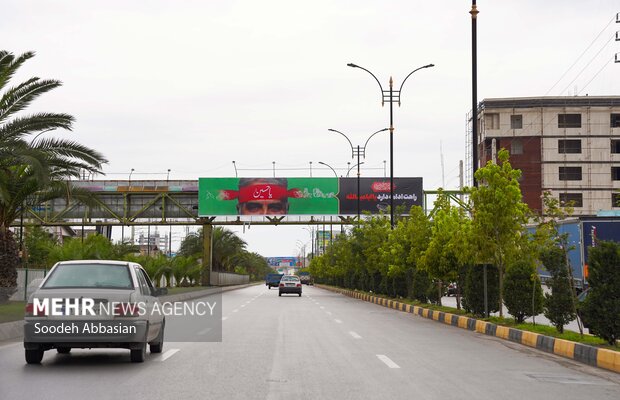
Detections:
23,260,166,364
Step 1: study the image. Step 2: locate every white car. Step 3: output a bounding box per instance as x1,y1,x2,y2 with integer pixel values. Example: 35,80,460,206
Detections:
23,260,166,364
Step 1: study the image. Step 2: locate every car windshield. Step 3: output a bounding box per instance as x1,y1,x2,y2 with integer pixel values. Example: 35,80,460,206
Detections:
42,264,134,289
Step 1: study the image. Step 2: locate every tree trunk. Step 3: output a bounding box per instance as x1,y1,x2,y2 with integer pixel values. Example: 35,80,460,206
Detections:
0,228,19,303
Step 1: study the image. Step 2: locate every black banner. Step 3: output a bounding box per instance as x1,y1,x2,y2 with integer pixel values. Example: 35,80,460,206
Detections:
337,177,423,214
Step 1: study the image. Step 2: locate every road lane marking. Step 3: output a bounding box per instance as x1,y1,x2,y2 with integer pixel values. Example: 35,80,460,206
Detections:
349,331,362,339
241,305,246,308
320,306,325,309
377,355,400,369
326,311,332,315
233,309,239,312
161,349,180,361
222,316,229,321
334,319,343,324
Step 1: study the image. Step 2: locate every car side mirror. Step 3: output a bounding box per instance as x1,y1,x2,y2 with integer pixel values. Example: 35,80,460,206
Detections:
153,287,168,296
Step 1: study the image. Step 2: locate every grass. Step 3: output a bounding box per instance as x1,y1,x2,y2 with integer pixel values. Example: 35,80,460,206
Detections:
0,301,26,323
324,284,618,350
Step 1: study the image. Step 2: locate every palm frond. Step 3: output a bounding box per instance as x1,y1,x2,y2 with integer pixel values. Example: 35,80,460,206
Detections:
0,79,63,123
0,51,35,93
33,137,107,167
0,113,74,141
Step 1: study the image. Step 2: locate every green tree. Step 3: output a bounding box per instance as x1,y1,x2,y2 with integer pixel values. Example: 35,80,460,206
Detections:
462,264,500,317
24,226,56,269
469,149,529,317
0,51,106,302
580,241,620,345
503,259,544,323
420,194,472,306
533,191,581,333
541,246,576,333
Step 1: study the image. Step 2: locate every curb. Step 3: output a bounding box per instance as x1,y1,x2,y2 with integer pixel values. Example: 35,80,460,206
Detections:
317,284,620,374
0,282,260,342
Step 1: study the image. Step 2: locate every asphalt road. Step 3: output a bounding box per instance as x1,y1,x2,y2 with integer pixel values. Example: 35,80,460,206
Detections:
0,285,618,400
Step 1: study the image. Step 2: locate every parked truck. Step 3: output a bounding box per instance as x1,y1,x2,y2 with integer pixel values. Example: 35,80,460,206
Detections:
537,218,620,291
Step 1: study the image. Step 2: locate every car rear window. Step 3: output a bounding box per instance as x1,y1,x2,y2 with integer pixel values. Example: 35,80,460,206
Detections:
281,276,299,282
42,264,134,289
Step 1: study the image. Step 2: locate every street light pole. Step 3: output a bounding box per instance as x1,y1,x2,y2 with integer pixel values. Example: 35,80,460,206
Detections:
347,62,434,228
328,128,387,223
318,161,338,178
232,161,238,178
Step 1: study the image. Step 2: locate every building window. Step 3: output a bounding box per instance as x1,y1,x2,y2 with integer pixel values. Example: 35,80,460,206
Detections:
612,193,620,208
559,193,583,207
558,139,582,154
611,114,620,128
558,114,581,128
511,139,523,155
613,167,620,180
485,113,500,130
612,140,620,154
510,115,523,129
559,166,582,181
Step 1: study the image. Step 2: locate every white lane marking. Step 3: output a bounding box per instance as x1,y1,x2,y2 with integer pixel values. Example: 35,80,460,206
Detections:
222,316,229,321
233,309,239,313
376,355,400,369
334,319,343,324
197,327,212,335
246,301,251,304
320,306,325,309
241,305,246,308
326,311,332,315
161,349,180,361
349,331,362,339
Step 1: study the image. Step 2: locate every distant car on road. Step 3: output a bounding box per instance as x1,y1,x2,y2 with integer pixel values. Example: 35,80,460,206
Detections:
279,275,302,297
299,271,313,285
23,260,167,364
266,273,284,289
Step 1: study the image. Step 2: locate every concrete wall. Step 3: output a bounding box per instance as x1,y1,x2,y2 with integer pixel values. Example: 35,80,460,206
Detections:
210,271,249,286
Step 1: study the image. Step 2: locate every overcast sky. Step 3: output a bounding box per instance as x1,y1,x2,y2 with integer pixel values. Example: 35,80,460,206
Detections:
3,1,619,257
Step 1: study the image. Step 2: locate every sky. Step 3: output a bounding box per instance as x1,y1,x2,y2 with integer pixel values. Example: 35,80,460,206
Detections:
2,1,619,257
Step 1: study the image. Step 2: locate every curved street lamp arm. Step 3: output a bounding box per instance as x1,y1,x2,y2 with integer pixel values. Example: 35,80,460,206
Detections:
346,161,364,177
362,128,389,154
347,63,384,101
398,63,435,96
318,161,338,178
328,128,355,158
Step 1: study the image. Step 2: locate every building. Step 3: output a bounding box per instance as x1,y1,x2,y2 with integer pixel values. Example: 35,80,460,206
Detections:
469,96,620,215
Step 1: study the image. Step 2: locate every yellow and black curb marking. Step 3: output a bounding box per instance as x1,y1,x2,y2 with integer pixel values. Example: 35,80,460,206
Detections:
317,285,620,374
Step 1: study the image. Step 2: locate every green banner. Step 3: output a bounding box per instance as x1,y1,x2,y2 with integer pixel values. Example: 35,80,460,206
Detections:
198,178,339,216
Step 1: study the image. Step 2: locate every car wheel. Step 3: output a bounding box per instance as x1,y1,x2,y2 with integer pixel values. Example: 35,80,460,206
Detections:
25,348,43,364
56,347,71,354
149,321,165,354
298,293,302,297
279,292,282,297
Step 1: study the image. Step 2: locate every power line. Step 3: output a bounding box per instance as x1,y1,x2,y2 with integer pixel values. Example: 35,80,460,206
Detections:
546,14,616,95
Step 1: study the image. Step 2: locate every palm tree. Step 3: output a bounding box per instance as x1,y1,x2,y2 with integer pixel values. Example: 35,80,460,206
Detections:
0,51,107,302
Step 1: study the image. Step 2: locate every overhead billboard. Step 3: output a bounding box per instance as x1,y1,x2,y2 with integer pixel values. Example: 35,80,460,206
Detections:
198,177,422,216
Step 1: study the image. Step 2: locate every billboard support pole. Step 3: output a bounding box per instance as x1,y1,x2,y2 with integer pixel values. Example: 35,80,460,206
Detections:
201,224,213,286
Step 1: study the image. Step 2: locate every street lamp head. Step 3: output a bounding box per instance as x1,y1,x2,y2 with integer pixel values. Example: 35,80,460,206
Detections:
425,63,435,68
347,63,359,68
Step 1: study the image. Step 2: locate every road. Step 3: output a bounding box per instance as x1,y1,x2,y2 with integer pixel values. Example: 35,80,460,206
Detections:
0,285,618,400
